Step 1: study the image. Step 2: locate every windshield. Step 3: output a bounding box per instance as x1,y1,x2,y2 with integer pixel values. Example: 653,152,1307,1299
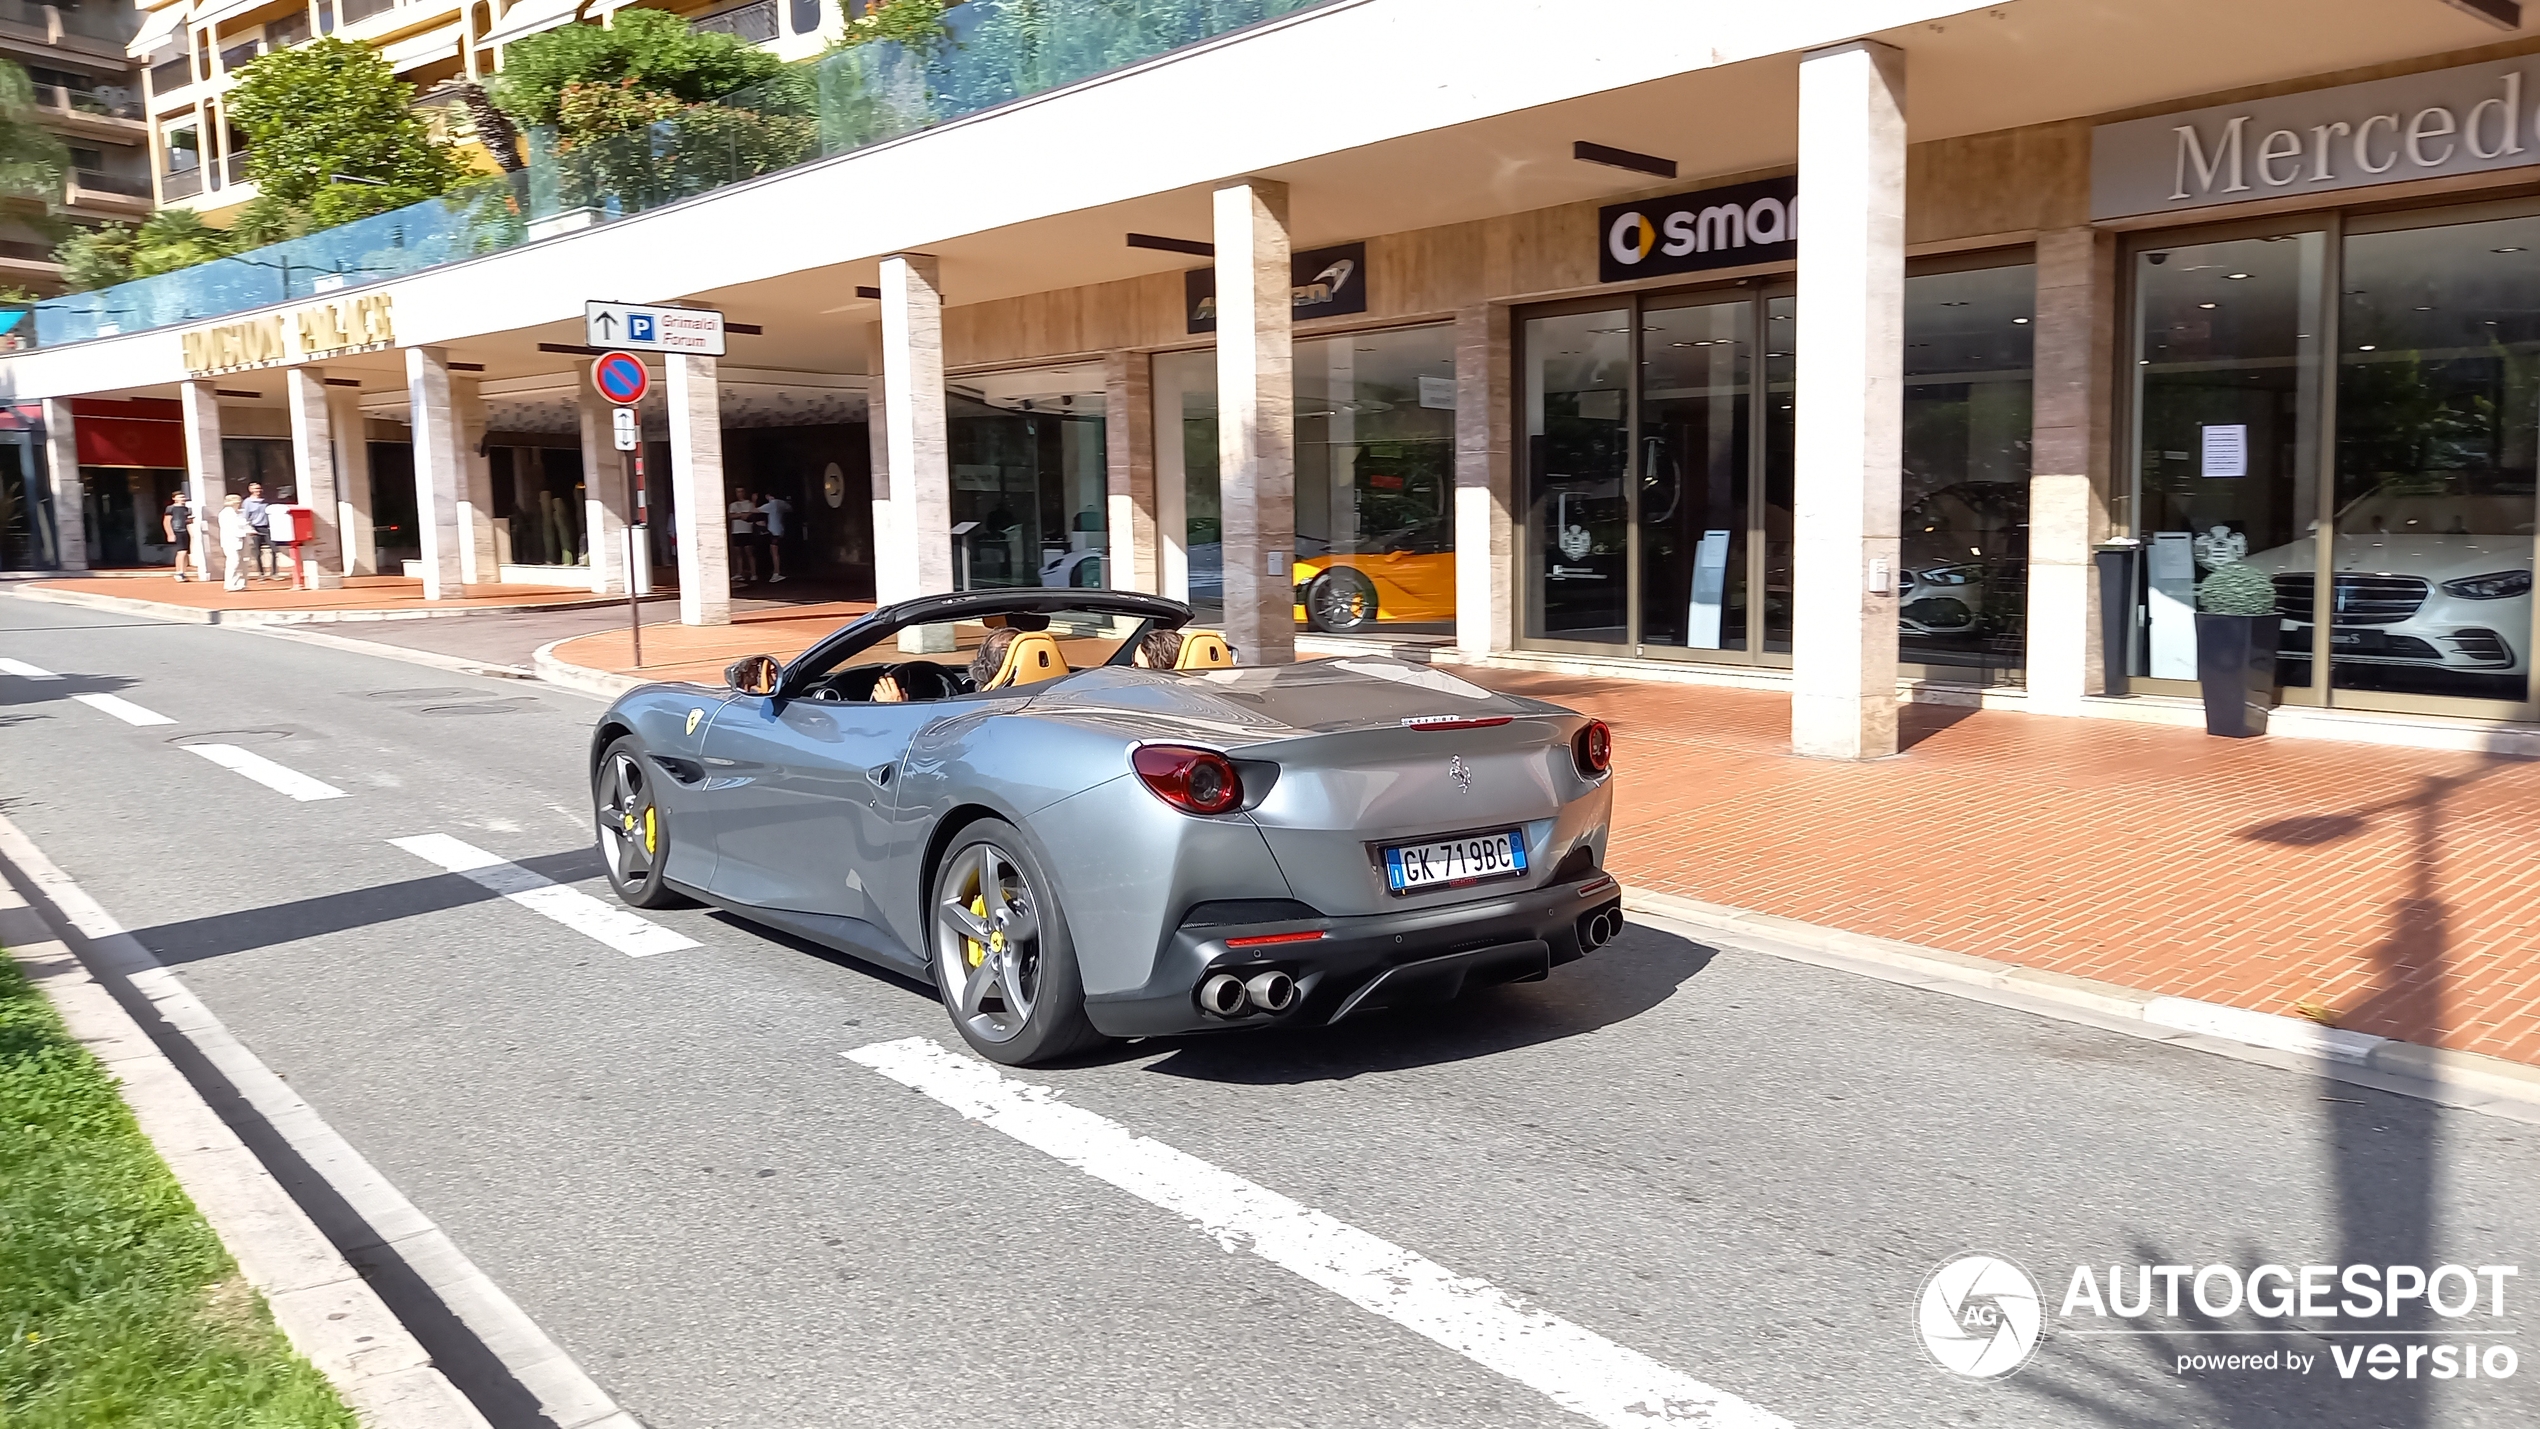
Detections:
789,607,1165,705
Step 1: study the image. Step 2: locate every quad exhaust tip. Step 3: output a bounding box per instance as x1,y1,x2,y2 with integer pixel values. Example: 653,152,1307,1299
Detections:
1245,969,1297,1013
1580,909,1621,950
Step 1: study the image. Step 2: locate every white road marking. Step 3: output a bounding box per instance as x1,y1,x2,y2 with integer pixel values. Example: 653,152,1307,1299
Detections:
0,657,60,679
70,692,176,726
847,1037,1796,1429
389,833,697,958
182,743,348,801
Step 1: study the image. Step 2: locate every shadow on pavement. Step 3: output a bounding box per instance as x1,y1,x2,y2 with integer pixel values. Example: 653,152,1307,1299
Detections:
128,849,609,967
1134,921,1717,1084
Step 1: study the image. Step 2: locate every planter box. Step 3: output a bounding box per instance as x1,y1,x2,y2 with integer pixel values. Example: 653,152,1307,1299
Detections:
2195,611,2281,737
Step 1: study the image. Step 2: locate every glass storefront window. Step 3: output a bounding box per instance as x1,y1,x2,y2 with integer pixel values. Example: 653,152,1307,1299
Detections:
1901,265,2036,682
1522,308,1631,643
2326,216,2538,703
1155,325,1458,633
1293,325,1456,634
2128,209,2539,714
1152,348,1220,622
947,361,1108,590
2130,232,2325,688
1520,266,2029,678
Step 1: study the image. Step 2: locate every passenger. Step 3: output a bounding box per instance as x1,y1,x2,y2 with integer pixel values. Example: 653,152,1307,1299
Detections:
967,627,1019,690
1134,630,1184,669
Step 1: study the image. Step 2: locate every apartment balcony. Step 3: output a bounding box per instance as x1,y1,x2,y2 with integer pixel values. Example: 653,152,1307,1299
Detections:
147,55,192,101
32,82,145,142
691,0,778,45
66,167,151,215
0,0,138,51
160,165,201,201
0,236,61,288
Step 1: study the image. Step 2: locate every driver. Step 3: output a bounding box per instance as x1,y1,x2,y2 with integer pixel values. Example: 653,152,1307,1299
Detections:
870,626,1020,703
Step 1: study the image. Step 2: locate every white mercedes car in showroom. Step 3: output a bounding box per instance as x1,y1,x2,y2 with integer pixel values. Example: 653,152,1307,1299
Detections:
2234,491,2533,685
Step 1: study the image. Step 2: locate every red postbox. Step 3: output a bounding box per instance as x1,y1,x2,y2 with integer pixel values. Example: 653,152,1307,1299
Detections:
270,505,318,588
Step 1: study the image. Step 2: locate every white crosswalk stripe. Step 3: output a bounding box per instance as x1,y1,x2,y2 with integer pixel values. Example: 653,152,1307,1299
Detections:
389,833,697,958
0,657,60,679
848,1037,1797,1429
183,743,348,801
71,692,176,726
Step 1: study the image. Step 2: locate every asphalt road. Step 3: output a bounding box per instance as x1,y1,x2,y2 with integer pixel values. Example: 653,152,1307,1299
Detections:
4,593,2536,1429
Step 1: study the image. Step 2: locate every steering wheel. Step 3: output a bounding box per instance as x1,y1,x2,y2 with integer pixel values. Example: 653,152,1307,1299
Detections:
881,660,961,701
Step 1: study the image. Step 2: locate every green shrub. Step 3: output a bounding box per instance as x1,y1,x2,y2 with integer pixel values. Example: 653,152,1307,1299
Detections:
2196,560,2280,616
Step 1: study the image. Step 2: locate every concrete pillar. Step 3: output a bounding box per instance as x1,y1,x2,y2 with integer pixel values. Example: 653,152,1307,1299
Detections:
39,398,85,571
879,254,951,600
1104,349,1157,593
577,370,633,597
454,376,498,583
326,383,377,576
406,346,468,599
1212,176,1295,665
2024,226,2116,714
666,353,730,626
1453,304,1512,658
282,367,343,589
178,379,224,581
1791,39,1906,760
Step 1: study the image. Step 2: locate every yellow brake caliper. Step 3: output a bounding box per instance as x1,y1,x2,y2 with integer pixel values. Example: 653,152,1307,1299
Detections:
642,807,657,855
965,894,993,968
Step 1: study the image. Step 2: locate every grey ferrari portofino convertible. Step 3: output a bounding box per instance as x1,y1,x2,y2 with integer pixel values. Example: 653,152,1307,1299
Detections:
589,589,1620,1064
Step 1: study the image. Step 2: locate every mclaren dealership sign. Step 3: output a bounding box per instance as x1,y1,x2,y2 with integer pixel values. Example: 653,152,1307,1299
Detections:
1598,175,1797,284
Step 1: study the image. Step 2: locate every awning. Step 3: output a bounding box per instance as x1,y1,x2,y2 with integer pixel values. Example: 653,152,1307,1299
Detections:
127,2,185,60
480,0,591,50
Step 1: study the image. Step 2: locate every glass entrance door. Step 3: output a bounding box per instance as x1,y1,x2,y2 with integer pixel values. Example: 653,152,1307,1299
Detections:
1638,296,1753,651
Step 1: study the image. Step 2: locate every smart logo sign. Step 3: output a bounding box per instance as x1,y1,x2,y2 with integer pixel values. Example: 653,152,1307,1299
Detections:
1918,1253,2521,1386
1596,175,1797,285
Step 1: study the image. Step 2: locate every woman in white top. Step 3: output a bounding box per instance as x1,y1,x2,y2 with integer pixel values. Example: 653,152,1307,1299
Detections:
219,494,252,591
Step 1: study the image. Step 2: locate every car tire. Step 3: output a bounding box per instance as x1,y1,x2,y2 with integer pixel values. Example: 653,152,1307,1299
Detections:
929,819,1106,1066
1305,567,1379,633
594,736,693,910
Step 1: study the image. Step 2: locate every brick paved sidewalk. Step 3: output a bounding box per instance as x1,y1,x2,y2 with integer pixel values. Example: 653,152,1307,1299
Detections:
26,573,607,614
541,609,2540,1068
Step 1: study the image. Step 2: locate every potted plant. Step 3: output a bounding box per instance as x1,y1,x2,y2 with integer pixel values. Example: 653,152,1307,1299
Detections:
2193,560,2282,737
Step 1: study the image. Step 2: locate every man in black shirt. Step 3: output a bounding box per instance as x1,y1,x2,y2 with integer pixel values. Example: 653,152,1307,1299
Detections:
164,489,197,582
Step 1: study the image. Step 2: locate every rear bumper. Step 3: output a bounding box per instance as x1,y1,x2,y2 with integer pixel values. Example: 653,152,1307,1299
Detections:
1082,874,1624,1037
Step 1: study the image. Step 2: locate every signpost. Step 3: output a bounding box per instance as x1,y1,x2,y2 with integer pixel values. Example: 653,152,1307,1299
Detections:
585,300,727,357
593,351,652,667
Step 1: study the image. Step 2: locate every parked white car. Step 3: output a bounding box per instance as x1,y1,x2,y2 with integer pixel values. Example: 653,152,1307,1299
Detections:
2234,492,2533,677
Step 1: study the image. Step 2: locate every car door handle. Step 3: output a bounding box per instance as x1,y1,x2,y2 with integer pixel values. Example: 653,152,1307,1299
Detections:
869,763,894,786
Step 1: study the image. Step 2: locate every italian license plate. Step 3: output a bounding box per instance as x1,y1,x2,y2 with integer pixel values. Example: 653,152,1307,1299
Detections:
1384,830,1528,895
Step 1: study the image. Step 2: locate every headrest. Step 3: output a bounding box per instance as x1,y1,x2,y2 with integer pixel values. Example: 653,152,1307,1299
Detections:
1174,630,1234,669
989,630,1069,688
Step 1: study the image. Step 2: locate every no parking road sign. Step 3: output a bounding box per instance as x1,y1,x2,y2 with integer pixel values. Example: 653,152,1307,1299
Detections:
592,350,649,406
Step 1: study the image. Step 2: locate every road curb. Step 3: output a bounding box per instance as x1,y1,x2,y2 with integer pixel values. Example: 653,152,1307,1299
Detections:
14,582,640,627
533,638,650,700
0,882,490,1429
0,813,643,1429
1624,887,2540,1123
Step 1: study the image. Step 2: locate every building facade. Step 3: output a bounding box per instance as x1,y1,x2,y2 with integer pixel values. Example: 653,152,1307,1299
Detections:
0,0,149,294
6,0,2540,758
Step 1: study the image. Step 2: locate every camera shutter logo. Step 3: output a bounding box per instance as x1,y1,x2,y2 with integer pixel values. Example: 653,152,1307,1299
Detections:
1918,1255,2043,1379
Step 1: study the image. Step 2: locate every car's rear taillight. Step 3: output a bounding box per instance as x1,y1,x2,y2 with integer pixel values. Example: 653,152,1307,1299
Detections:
1572,720,1612,776
1132,744,1243,815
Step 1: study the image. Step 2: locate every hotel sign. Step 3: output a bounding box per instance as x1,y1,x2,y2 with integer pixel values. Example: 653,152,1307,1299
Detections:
2093,56,2540,220
181,293,396,376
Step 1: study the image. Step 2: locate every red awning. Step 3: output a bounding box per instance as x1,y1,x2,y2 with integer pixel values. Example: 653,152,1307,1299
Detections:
71,397,184,469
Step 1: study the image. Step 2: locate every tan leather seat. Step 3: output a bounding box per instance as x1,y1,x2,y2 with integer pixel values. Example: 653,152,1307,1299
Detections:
987,629,1069,688
1174,630,1234,669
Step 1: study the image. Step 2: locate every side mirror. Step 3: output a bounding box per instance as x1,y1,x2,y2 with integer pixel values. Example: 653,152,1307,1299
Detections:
725,653,782,696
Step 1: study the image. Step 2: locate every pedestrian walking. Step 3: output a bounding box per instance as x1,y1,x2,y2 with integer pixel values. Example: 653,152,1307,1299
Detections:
219,494,252,591
165,488,198,581
727,487,759,586
757,490,792,585
241,483,275,580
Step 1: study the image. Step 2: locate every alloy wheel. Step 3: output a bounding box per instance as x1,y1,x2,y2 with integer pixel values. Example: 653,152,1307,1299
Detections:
934,842,1041,1044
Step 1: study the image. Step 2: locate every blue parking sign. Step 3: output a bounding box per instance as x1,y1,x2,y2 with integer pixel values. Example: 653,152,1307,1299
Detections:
628,313,656,343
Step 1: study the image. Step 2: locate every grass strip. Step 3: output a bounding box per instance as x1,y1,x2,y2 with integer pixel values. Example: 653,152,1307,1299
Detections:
0,945,357,1429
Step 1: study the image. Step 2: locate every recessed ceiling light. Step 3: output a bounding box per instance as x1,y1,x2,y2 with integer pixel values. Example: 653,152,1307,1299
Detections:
2359,344,2378,351
2494,247,2525,253
2225,272,2251,280
1940,300,1970,307
2413,306,2434,312
2197,302,2218,310
2011,317,2030,324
